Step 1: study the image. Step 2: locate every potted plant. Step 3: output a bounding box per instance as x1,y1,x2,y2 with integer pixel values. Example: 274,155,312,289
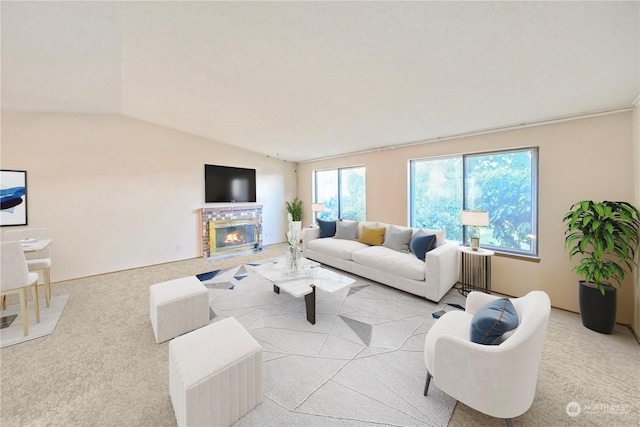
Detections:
563,200,640,334
286,197,303,222
285,197,303,269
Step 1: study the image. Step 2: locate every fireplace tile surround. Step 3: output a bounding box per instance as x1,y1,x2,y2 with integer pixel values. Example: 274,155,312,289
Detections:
200,205,263,258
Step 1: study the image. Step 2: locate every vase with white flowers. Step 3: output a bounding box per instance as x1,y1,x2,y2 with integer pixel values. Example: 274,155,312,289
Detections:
286,213,302,270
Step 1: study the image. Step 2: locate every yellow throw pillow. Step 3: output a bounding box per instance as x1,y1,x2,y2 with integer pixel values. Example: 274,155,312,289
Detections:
357,226,386,246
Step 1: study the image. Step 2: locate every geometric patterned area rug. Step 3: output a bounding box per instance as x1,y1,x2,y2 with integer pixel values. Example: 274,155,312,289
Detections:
197,261,466,426
0,294,69,349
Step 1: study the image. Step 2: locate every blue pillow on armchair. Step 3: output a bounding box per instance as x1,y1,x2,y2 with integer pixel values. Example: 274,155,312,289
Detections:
470,298,519,345
317,219,336,238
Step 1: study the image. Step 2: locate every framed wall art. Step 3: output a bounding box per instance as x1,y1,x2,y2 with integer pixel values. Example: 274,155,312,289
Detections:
0,170,28,226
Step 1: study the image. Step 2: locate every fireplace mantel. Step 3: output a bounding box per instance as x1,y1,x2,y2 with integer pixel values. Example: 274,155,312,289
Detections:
199,205,263,258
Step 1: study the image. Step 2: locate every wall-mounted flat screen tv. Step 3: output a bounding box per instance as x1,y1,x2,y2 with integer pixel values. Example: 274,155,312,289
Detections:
205,164,256,203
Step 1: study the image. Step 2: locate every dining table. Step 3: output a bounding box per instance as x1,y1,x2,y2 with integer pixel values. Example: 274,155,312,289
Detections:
19,238,53,253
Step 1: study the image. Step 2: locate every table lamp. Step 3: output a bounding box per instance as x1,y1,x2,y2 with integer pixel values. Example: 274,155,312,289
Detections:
461,210,489,251
311,203,325,226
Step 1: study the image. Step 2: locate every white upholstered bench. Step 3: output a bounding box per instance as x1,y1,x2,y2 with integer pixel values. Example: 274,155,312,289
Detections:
169,317,263,427
149,276,209,344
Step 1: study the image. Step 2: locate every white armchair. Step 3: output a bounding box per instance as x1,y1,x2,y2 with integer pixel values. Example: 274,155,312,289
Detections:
423,291,551,426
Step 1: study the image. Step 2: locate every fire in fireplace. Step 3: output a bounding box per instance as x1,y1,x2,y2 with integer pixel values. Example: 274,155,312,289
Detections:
209,218,259,255
224,231,244,244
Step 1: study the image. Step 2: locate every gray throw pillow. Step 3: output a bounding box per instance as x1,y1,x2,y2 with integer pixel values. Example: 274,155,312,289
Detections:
383,225,413,253
335,220,358,240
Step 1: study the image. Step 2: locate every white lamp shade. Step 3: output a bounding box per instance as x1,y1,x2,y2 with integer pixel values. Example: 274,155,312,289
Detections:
461,210,489,227
312,203,325,212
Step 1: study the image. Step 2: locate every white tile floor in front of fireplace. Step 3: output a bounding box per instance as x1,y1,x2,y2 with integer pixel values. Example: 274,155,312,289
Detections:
199,261,465,427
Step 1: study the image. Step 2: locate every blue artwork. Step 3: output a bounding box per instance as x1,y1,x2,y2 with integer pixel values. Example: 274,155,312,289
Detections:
0,170,28,226
0,186,26,211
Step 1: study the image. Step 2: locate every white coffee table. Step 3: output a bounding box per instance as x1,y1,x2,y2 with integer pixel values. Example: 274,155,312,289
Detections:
250,257,355,324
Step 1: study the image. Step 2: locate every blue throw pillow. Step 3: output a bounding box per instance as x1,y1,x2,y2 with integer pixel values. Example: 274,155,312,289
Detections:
470,298,519,345
317,219,336,238
409,230,437,261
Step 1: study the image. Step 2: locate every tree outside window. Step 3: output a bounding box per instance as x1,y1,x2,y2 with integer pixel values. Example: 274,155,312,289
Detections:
314,166,365,221
410,148,538,256
410,157,463,241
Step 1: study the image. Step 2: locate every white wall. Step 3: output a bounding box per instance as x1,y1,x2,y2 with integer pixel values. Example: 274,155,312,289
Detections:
1,112,297,282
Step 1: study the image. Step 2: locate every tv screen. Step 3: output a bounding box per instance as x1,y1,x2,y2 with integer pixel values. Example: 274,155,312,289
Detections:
205,164,256,203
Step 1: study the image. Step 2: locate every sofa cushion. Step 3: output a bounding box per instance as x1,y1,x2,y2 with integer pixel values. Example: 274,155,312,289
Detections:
358,226,386,246
470,298,519,345
317,219,336,238
336,220,358,240
410,230,438,261
377,223,411,235
307,237,369,260
357,221,379,239
383,225,413,253
352,246,425,281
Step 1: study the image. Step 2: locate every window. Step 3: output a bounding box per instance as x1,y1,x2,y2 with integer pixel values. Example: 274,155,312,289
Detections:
314,166,365,221
410,156,463,241
410,148,538,256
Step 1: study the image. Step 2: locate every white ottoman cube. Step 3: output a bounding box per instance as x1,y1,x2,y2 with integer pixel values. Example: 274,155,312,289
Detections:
150,276,209,344
169,317,263,427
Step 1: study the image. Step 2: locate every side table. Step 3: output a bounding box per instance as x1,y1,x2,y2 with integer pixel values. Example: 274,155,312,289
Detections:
458,246,495,296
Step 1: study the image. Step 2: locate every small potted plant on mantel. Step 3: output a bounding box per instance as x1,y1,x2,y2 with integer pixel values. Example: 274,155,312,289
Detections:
563,200,640,334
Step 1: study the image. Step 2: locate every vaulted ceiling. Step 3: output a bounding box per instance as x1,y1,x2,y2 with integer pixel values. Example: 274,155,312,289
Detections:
2,1,638,162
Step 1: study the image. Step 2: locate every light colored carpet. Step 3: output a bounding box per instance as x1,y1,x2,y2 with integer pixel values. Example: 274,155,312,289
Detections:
0,294,69,348
0,243,638,426
200,260,460,426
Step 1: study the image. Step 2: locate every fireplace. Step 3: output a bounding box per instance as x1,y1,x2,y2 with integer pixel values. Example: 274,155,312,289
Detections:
200,205,263,258
209,218,259,255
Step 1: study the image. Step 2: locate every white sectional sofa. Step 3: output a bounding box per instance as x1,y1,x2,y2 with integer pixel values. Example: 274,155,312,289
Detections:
302,221,460,302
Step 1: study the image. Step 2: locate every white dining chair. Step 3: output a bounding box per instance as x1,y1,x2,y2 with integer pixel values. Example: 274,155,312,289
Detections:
1,241,41,336
5,228,52,307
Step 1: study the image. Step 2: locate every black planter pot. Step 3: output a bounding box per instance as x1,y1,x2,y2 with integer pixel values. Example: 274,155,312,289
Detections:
578,281,617,334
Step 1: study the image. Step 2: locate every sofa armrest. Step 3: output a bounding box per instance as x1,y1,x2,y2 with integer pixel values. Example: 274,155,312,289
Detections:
424,241,460,301
302,227,320,252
